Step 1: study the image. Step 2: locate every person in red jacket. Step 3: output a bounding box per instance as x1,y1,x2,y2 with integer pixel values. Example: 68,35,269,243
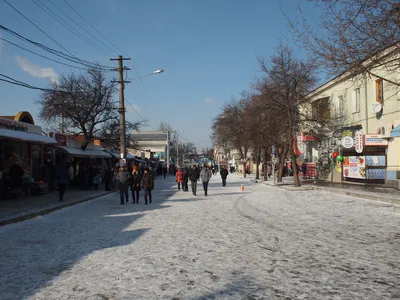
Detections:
175,167,184,191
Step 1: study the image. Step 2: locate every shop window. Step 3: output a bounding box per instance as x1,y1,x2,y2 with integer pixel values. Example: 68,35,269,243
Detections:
312,97,330,120
375,79,384,104
352,88,360,113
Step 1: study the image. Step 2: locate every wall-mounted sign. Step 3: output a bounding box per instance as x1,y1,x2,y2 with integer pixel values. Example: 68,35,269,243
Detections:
355,131,363,153
371,102,382,114
341,136,354,149
93,139,101,146
364,134,388,146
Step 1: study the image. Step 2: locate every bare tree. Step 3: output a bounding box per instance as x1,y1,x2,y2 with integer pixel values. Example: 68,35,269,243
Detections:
257,44,317,186
100,118,145,151
37,67,116,149
287,0,400,85
212,96,253,177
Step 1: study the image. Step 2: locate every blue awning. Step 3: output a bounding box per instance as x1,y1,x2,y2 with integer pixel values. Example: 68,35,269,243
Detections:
390,124,400,137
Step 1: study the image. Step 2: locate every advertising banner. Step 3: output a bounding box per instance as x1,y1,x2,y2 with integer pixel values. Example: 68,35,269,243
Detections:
343,156,366,179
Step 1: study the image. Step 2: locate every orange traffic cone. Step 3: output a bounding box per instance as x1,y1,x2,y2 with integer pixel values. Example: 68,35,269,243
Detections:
240,184,245,192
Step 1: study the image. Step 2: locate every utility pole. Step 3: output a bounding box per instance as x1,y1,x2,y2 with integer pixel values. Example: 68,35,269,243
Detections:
166,131,170,175
111,55,131,165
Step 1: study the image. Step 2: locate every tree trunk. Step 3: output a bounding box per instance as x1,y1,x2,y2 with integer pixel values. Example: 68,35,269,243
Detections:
289,140,301,187
242,161,247,177
263,151,268,181
255,150,261,180
277,147,288,183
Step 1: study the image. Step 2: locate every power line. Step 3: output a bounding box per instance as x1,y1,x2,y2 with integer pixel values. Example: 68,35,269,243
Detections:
0,24,113,70
0,37,87,70
3,0,76,58
47,0,117,55
125,98,147,122
0,73,55,92
32,0,113,57
62,0,164,125
62,0,165,129
63,0,123,54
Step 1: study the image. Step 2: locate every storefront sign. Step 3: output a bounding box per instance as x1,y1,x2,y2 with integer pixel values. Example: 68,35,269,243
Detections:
355,131,363,153
364,134,388,146
341,136,354,149
343,156,366,179
0,118,27,132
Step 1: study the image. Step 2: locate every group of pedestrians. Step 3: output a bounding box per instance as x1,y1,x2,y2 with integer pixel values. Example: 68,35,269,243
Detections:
176,165,229,196
116,166,155,205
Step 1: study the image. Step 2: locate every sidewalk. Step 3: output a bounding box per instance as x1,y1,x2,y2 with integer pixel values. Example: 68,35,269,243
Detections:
237,173,400,206
0,187,112,226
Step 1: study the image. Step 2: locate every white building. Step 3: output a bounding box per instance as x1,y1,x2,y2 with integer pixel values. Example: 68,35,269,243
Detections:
303,47,400,186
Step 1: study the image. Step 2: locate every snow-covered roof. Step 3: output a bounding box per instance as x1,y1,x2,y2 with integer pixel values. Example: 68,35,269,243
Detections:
0,129,57,144
57,146,112,158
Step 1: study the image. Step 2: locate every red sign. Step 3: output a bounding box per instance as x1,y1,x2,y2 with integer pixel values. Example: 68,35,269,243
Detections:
355,131,363,153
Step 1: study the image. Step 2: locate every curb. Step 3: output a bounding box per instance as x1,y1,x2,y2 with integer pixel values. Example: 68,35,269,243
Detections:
0,191,112,227
311,186,400,206
261,182,400,206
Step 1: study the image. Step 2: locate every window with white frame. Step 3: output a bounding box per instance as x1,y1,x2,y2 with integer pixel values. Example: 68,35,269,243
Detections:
353,88,360,113
335,95,343,117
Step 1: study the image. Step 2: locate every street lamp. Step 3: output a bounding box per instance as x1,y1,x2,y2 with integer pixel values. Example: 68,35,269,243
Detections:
117,67,164,165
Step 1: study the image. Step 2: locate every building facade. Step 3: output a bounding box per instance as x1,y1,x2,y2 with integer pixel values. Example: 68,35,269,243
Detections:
304,51,400,186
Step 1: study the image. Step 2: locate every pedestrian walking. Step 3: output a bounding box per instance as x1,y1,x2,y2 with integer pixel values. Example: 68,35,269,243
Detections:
220,166,228,187
267,163,272,179
131,166,142,203
200,165,212,196
104,166,112,191
176,167,184,190
302,163,307,180
92,171,101,190
188,165,200,196
55,159,69,202
117,166,131,205
163,166,167,179
142,167,154,204
182,167,189,192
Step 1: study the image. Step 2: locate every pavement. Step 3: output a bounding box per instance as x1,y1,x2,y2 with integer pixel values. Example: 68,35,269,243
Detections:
238,173,400,207
0,185,112,226
1,175,399,299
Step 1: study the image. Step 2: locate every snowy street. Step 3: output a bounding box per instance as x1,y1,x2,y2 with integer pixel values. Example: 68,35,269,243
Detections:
0,175,399,300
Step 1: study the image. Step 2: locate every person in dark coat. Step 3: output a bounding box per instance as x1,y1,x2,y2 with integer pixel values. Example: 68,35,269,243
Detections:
302,163,307,180
200,165,212,196
188,165,200,196
104,166,112,191
131,166,142,203
142,167,154,204
55,160,69,202
163,166,167,179
220,167,228,187
182,167,189,192
117,166,130,204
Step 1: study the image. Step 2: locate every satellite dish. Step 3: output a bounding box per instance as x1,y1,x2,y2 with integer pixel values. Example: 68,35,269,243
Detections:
372,102,382,114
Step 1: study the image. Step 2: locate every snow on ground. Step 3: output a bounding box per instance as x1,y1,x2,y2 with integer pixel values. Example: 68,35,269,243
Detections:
0,174,399,300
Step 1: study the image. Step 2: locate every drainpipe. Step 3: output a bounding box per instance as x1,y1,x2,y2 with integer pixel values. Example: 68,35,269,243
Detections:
364,73,369,134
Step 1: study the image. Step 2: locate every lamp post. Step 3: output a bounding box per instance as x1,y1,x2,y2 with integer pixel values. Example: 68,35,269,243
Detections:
112,64,164,166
